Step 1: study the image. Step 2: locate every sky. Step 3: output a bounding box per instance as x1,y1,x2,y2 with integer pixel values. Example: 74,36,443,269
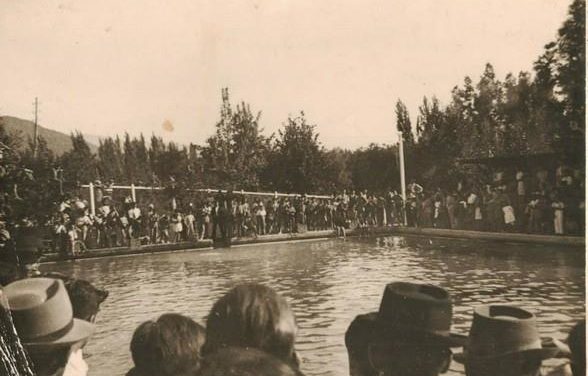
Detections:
0,0,572,149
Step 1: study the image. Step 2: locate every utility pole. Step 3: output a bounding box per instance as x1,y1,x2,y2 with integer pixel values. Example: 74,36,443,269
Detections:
398,131,408,226
33,97,39,158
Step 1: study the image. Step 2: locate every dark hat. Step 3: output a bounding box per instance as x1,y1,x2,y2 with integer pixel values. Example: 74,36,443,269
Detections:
368,282,467,346
454,305,560,363
4,278,95,349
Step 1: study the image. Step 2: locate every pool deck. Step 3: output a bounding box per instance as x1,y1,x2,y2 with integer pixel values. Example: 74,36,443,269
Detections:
38,226,584,263
390,227,585,247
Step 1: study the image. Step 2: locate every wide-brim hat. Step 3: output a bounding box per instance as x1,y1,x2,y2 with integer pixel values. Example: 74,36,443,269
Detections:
453,305,561,363
4,278,95,349
368,282,467,347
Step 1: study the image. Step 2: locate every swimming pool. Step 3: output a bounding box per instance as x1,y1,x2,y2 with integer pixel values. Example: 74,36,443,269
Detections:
41,235,585,376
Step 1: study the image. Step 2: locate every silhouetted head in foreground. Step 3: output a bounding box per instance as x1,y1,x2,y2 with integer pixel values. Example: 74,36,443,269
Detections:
456,305,560,376
204,283,298,367
345,282,467,376
4,278,95,376
568,320,586,376
129,313,205,376
346,313,378,376
199,347,304,376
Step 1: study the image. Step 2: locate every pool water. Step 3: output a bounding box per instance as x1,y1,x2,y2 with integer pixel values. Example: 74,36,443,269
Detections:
41,235,585,376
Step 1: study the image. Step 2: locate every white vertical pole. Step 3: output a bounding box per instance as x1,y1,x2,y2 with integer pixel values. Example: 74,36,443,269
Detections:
131,183,136,202
89,182,96,216
398,132,408,226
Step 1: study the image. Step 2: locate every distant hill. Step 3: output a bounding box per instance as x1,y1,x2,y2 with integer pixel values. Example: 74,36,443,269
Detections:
0,116,98,155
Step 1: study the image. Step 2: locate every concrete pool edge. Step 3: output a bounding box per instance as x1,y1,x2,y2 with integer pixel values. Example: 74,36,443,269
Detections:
390,227,585,248
36,227,584,263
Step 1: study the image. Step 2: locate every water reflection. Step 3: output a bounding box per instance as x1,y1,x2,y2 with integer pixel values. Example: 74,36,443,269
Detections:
41,236,585,376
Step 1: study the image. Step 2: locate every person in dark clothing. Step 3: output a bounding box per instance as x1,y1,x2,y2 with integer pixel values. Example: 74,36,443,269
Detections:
346,282,466,376
455,305,561,376
199,347,304,376
567,320,586,376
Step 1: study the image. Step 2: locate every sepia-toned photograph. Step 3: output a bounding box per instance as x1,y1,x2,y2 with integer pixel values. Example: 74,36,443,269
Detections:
0,1,585,375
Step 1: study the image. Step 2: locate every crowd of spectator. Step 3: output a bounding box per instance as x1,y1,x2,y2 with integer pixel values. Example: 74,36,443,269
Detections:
46,191,349,255
0,162,578,256
405,164,585,236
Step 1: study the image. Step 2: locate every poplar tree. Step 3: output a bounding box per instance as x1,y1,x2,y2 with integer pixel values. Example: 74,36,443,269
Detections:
395,99,414,145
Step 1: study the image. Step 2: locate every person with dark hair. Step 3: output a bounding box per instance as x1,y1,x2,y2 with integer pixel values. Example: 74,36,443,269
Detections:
127,313,205,376
4,277,96,376
454,305,561,376
334,201,348,239
199,347,304,376
345,313,378,376
199,200,212,240
345,282,466,376
547,320,587,376
158,214,170,243
40,272,109,323
567,320,586,376
204,283,299,368
127,201,142,239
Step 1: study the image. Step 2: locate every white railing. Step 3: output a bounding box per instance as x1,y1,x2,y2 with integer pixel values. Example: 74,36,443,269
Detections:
80,183,331,215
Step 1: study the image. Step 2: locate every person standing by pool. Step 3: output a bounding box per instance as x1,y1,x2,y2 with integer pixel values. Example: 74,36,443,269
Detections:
256,199,266,235
334,201,347,239
266,198,276,234
234,196,244,237
184,205,196,240
224,195,235,243
445,191,458,229
127,201,142,239
229,198,239,239
199,201,212,240
158,214,170,243
433,192,445,228
170,209,183,243
552,194,565,235
345,282,466,376
385,190,395,226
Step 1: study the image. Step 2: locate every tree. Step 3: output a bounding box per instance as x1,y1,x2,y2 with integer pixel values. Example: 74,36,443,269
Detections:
348,144,399,192
120,133,150,184
322,148,352,192
395,99,414,145
17,136,60,222
60,132,96,186
149,135,166,184
416,96,444,144
262,112,327,193
530,42,564,155
473,63,505,157
0,126,60,224
500,72,534,154
201,88,270,189
556,0,585,133
414,96,460,188
552,0,585,164
97,137,124,182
